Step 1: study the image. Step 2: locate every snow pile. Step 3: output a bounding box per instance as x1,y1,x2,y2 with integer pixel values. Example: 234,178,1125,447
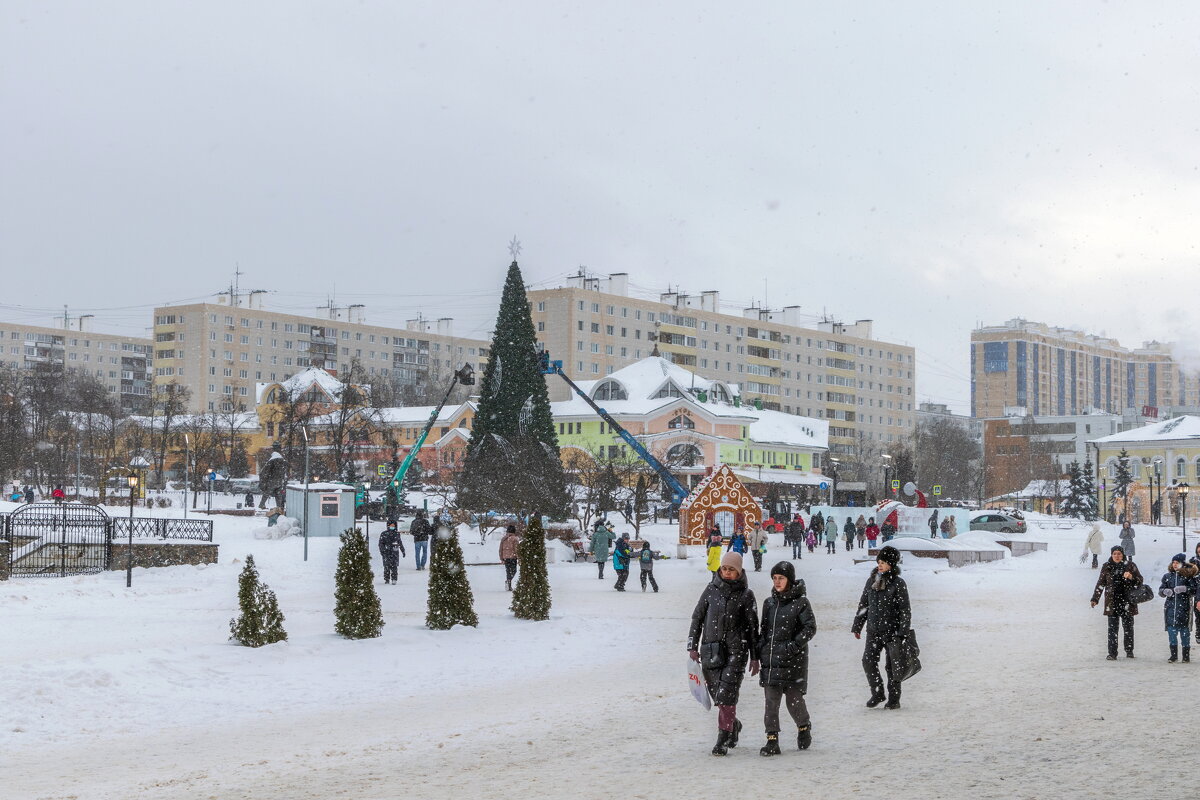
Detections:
254,516,300,539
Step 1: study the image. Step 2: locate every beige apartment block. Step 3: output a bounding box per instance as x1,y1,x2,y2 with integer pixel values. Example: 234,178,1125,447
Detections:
151,292,490,413
527,272,916,458
970,318,1193,420
0,316,153,412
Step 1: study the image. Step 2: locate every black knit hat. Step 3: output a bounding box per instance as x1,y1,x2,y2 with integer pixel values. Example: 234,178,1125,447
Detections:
1110,545,1125,555
770,561,795,584
506,524,517,533
877,545,901,566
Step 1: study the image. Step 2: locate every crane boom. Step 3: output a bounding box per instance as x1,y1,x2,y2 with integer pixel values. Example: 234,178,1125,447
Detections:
540,353,688,507
388,363,476,496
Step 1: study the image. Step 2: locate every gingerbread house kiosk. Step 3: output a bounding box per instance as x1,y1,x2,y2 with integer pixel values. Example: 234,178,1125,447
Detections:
678,464,762,548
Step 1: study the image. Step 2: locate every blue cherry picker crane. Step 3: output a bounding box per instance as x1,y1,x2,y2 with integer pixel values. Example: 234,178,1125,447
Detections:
538,349,689,509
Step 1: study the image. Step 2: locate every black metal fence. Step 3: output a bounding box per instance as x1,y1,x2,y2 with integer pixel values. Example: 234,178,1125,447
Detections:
110,517,214,542
2,502,214,577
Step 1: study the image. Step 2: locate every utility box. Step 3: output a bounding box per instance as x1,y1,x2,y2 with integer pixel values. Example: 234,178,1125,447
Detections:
285,482,357,538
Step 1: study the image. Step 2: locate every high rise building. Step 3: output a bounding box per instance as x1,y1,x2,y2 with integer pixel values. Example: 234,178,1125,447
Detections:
527,272,916,458
0,316,153,412
151,292,490,413
970,318,1195,420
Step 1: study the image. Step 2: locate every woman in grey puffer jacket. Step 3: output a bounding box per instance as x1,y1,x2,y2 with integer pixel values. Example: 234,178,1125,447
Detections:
757,561,816,756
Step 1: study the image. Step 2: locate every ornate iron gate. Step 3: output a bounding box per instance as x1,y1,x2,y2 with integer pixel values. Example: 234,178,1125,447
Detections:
6,502,112,577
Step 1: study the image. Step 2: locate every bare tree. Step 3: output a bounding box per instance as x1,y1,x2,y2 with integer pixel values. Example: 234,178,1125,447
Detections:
152,382,191,487
913,416,983,501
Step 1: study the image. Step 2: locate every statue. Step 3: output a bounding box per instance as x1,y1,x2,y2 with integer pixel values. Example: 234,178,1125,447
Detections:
258,442,289,511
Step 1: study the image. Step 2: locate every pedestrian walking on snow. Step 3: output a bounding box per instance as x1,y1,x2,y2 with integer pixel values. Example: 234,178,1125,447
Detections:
638,541,659,593
855,515,867,549
757,561,816,755
409,510,432,570
499,524,521,591
728,527,748,556
378,520,405,585
939,516,951,539
1191,543,1200,633
591,521,616,579
843,517,856,552
688,551,760,756
1158,554,1198,663
612,534,633,592
1118,521,1136,558
865,518,880,550
1091,545,1144,660
824,521,837,554
787,515,805,560
707,529,725,574
852,545,911,710
747,522,769,572
1083,523,1104,569
927,508,939,539
805,527,816,554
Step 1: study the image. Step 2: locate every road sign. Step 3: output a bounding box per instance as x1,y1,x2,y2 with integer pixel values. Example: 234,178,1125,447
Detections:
207,472,216,482
818,482,829,491
891,479,900,491
376,464,388,477
932,485,942,496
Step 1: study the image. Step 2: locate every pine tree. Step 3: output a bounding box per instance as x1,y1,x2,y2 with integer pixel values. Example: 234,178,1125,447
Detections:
426,523,478,630
229,554,288,647
1060,461,1083,519
1079,460,1099,521
334,527,384,639
1113,448,1134,521
459,260,569,519
511,516,552,621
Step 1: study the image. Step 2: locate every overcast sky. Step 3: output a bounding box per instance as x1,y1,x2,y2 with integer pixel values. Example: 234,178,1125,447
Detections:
5,2,1200,414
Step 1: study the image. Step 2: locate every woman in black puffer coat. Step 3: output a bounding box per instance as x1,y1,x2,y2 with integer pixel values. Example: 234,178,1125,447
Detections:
851,545,911,709
757,561,816,756
688,551,760,756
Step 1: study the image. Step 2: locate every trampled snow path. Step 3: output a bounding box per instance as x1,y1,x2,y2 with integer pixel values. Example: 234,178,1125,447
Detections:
3,508,1196,799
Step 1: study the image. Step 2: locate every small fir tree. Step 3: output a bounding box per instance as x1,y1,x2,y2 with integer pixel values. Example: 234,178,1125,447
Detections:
229,554,288,647
1060,461,1083,519
1079,460,1099,521
426,523,478,630
511,516,552,621
334,527,385,639
1112,448,1134,521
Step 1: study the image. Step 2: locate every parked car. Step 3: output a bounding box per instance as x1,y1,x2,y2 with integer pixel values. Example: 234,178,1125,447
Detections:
969,511,1027,534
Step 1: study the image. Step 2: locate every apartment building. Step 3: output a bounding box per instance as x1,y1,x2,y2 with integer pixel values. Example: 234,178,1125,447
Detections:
970,318,1196,419
527,272,916,458
151,292,490,413
0,316,153,412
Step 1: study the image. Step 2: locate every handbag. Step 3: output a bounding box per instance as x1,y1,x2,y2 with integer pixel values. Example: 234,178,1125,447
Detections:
700,641,728,670
886,629,922,682
687,658,712,710
1129,584,1154,604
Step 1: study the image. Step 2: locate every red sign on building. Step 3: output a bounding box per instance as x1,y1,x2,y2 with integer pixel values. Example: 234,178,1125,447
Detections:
1142,405,1158,419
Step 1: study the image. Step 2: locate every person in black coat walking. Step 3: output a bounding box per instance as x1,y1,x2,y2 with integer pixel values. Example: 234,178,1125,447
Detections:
786,515,805,560
410,511,432,570
378,521,405,585
1091,545,1144,660
688,551,761,756
1157,553,1198,663
1191,542,1200,634
757,561,816,755
851,545,911,710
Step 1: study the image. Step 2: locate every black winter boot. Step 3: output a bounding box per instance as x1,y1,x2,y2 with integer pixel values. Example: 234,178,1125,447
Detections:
797,724,812,750
866,693,885,708
727,718,743,748
1168,644,1178,663
884,696,901,710
1183,646,1191,663
711,729,731,757
759,732,781,757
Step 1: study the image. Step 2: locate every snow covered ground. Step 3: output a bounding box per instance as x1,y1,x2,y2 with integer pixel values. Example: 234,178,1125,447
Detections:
3,506,1197,799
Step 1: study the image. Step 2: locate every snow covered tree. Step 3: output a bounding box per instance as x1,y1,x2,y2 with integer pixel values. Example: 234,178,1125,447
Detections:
229,554,287,647
1112,448,1134,521
459,260,569,520
1079,460,1099,521
426,523,478,630
334,528,384,639
633,474,648,535
1060,461,1084,519
511,516,551,621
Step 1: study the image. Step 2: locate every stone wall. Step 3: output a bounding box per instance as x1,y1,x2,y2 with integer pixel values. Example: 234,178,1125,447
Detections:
108,542,219,570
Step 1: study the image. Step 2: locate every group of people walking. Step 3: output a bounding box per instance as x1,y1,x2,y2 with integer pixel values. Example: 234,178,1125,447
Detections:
687,545,914,756
377,509,439,585
590,519,660,593
1089,532,1200,662
779,512,885,556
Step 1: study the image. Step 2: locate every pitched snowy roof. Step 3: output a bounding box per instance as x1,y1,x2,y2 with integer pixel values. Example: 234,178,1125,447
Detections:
599,356,734,400
1093,415,1200,444
255,367,347,405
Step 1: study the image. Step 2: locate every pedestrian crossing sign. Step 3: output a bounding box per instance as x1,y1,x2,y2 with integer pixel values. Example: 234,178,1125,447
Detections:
932,485,942,496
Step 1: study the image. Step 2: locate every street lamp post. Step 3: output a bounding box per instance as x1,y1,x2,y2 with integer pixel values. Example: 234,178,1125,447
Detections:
126,470,138,588
302,426,310,562
206,469,214,513
183,434,190,519
829,458,840,506
1153,458,1163,525
1179,483,1189,552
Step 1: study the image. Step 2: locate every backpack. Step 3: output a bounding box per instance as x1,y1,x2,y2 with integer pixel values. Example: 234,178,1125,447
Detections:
640,549,653,564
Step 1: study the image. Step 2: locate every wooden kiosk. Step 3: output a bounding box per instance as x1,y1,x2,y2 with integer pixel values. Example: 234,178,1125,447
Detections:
678,464,762,546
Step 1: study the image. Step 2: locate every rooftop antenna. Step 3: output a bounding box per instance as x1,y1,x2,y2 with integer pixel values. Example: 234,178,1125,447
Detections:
59,305,71,330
